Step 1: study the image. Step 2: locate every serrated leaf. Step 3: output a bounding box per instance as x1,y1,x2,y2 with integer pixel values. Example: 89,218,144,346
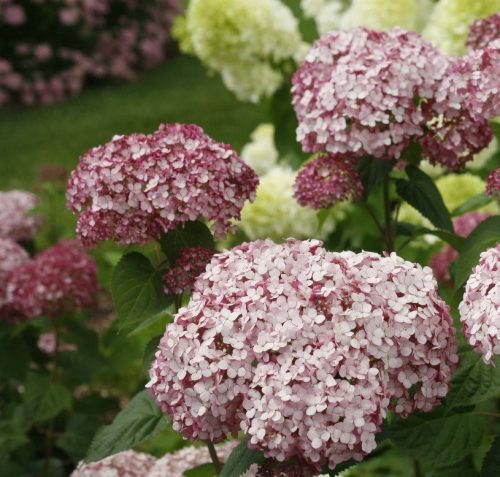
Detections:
447,350,500,410
481,434,500,477
219,439,265,477
184,462,216,477
357,156,395,198
23,373,72,422
389,411,485,467
454,216,500,289
111,252,171,330
396,166,453,231
86,390,169,462
451,194,492,217
159,221,215,263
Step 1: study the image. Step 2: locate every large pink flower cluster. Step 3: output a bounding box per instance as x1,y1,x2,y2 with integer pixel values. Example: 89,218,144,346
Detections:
70,442,236,477
467,13,500,50
66,123,259,246
148,239,458,471
293,154,363,209
459,244,500,364
430,212,490,286
0,0,181,106
7,240,98,318
0,190,41,241
486,168,500,197
163,246,215,295
0,238,29,321
292,27,497,170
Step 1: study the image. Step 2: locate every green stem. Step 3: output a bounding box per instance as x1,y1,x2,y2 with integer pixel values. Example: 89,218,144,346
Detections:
205,440,222,475
383,176,395,252
413,459,424,477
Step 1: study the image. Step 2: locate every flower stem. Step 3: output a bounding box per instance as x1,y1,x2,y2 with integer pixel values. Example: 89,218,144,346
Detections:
413,459,424,477
383,176,395,252
205,440,222,475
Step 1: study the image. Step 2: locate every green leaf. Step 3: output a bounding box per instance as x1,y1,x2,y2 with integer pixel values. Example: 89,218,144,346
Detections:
432,458,479,477
159,221,215,263
389,411,485,467
454,216,500,289
357,156,395,198
410,227,465,250
86,390,169,462
111,252,172,329
396,165,453,231
0,333,29,380
447,350,500,410
129,311,172,337
184,463,217,477
56,413,101,460
482,434,500,477
23,373,72,422
143,335,162,374
219,439,265,477
451,193,492,217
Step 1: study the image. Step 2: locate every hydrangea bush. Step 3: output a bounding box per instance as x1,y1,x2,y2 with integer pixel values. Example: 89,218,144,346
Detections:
2,4,500,477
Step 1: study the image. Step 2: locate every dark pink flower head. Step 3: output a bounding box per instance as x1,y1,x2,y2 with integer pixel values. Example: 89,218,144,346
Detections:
292,28,448,160
467,13,500,50
293,154,363,209
0,238,29,321
486,167,500,197
431,212,490,286
0,190,42,241
7,240,98,319
148,239,457,471
459,244,500,364
163,246,215,296
66,123,259,246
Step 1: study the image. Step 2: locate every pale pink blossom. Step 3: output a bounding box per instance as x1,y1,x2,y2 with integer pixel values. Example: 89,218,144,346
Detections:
0,190,42,242
486,168,500,197
467,13,500,50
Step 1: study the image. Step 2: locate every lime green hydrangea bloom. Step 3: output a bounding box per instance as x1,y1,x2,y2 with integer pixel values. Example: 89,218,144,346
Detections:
174,0,304,102
239,166,346,241
399,173,499,229
423,0,500,55
241,124,278,176
301,0,431,36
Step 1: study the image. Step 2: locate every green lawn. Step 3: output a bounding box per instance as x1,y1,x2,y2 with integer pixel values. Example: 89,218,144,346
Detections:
0,55,269,189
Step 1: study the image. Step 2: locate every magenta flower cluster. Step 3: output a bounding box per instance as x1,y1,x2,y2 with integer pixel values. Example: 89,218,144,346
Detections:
148,239,458,471
0,238,29,321
163,246,215,295
486,168,500,197
7,240,98,319
66,123,259,246
0,190,42,242
292,27,498,170
459,244,500,364
430,212,490,286
293,154,363,209
0,0,180,106
71,441,236,477
467,13,500,50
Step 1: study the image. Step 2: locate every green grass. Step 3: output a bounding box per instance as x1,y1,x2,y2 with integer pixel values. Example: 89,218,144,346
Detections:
0,55,269,189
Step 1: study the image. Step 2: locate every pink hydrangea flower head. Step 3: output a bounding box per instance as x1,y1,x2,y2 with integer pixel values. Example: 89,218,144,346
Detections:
66,123,259,246
293,154,363,209
0,190,42,241
7,240,98,318
70,450,155,477
486,167,500,197
147,441,237,477
459,244,500,364
148,239,457,471
37,332,57,356
0,238,29,321
292,28,448,160
467,13,500,50
430,212,490,286
163,246,215,295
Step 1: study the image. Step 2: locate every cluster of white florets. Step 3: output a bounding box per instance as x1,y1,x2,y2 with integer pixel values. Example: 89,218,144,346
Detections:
148,239,458,471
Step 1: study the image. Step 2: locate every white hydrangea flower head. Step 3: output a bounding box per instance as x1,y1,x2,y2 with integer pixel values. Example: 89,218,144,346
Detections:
241,124,279,176
175,0,304,102
459,245,500,364
423,0,500,55
239,165,342,242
